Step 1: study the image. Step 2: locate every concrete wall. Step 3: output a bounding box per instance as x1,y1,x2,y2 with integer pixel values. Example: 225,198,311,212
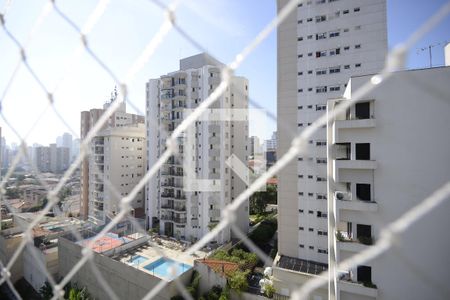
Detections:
272,265,327,300
0,230,23,283
23,246,58,291
194,260,227,295
58,237,192,300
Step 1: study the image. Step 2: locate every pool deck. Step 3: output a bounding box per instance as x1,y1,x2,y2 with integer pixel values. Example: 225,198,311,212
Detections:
117,243,207,280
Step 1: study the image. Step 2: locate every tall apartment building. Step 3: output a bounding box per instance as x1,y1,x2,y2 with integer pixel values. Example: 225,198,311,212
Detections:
146,53,249,244
34,145,69,173
274,0,387,297
326,66,450,299
80,91,145,220
88,124,146,225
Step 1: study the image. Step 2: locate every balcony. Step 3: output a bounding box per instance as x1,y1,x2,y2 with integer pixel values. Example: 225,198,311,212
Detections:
339,279,378,298
208,136,220,144
337,199,378,212
334,159,377,170
335,118,376,130
209,149,220,156
161,215,187,224
336,231,374,253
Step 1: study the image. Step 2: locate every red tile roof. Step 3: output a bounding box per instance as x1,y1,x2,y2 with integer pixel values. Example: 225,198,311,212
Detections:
197,259,239,277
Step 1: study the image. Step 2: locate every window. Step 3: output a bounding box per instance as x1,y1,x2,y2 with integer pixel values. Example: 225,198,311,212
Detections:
308,70,313,74
329,30,340,38
354,7,360,12
344,65,350,69
355,44,361,49
344,46,350,51
316,50,327,58
307,105,313,109
298,105,303,109
307,18,313,22
298,72,303,76
316,86,327,93
298,157,303,161
316,33,327,40
329,48,340,56
308,228,314,232
298,37,303,41
355,102,371,119
356,183,371,201
308,52,313,57
329,66,341,74
307,35,313,39
299,192,304,195
299,209,304,213
308,210,314,214
318,249,328,254
343,28,349,32
298,54,303,58
298,89,303,93
356,143,371,160
299,227,304,230
298,20,303,24
298,174,304,178
355,63,361,68
357,266,372,283
308,175,313,179
309,246,314,250
330,86,340,92
298,123,303,127
316,69,327,75
308,192,314,196
316,104,326,111
316,15,326,23
343,9,349,14
300,244,304,248
308,88,313,92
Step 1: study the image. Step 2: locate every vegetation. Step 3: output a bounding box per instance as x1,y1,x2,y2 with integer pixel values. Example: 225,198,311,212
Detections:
211,248,258,270
336,230,345,242
228,270,249,294
249,184,277,215
362,281,377,289
264,282,276,298
358,236,373,245
5,187,20,199
39,281,92,300
248,216,277,248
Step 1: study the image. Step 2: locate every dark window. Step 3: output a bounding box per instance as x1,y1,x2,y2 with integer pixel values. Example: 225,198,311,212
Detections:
355,143,370,160
357,224,372,239
355,102,370,119
356,183,371,201
357,265,372,283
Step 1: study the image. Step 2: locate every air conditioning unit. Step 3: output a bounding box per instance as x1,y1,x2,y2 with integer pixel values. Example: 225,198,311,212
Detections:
334,191,352,201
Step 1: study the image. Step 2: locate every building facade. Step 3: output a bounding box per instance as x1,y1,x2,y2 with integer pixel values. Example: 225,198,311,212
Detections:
146,53,249,245
275,0,387,297
88,124,146,225
80,92,145,220
276,0,387,267
326,66,450,300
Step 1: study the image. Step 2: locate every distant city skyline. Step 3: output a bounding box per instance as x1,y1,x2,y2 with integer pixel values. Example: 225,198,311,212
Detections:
0,0,448,146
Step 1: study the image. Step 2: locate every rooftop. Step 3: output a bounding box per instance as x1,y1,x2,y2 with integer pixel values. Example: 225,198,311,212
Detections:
276,255,327,276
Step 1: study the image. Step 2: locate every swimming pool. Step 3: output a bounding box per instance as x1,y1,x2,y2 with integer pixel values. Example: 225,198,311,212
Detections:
128,255,148,266
143,258,192,280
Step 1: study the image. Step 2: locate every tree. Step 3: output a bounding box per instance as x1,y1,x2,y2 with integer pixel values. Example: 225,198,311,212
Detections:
228,270,249,294
250,192,266,215
39,281,53,300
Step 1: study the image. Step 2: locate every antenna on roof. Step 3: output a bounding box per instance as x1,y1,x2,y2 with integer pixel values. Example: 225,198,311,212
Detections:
416,41,448,68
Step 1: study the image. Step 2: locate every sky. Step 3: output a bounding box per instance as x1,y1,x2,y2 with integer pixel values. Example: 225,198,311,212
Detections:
0,0,449,146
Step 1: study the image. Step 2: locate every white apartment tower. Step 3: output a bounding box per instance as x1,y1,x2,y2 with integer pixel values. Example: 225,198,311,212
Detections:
146,53,249,244
80,90,145,220
274,0,387,297
327,66,450,300
88,124,146,225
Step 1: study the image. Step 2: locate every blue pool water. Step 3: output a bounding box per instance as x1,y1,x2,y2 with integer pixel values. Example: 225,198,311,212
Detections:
128,255,148,266
143,258,192,280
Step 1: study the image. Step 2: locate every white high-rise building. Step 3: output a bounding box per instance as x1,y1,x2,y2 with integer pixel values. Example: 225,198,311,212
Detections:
146,53,249,244
88,124,146,225
327,66,450,300
80,90,145,220
274,0,387,297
